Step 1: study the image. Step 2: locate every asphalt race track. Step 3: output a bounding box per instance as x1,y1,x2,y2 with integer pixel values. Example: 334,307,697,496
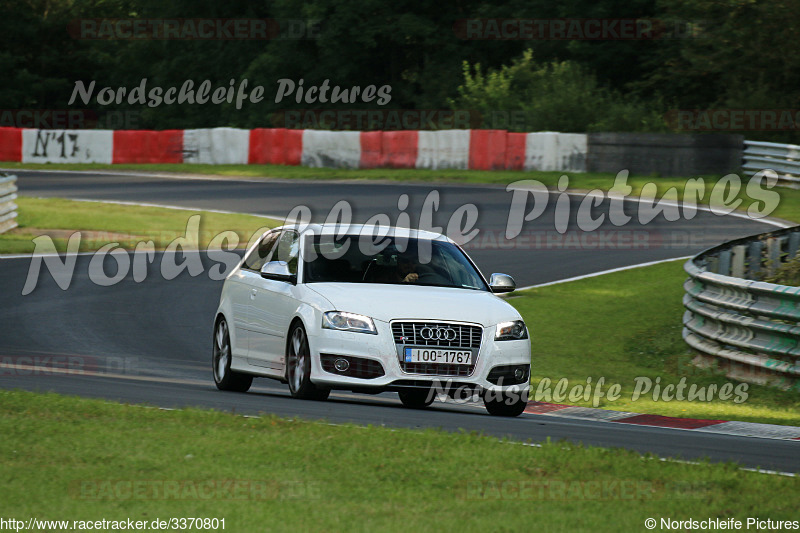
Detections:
1,169,796,473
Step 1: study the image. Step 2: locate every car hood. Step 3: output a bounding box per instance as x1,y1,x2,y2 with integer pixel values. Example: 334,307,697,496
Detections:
305,283,521,326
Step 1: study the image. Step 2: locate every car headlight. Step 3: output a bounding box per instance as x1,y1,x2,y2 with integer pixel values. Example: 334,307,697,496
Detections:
322,311,378,335
495,320,528,341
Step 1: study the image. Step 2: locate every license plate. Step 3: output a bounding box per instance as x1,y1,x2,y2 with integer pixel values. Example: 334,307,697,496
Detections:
404,348,471,365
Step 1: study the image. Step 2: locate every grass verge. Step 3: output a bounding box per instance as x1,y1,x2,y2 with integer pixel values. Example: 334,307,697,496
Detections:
0,197,279,254
0,389,797,532
3,162,799,223
510,260,800,426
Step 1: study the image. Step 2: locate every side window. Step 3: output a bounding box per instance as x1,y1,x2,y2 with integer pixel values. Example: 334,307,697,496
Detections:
243,231,279,271
275,231,300,275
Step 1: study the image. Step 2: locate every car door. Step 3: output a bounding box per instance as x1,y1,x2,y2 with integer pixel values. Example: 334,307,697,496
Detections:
232,230,280,361
248,229,302,370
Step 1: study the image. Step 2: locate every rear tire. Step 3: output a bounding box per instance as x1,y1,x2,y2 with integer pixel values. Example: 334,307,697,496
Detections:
286,323,330,401
213,318,253,392
484,392,527,417
398,389,435,409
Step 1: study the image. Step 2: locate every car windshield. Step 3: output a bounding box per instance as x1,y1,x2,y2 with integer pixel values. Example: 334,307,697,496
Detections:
302,235,489,291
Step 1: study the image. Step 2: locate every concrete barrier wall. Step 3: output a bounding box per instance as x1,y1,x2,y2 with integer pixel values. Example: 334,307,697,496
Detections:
301,130,361,168
416,129,471,170
0,127,743,176
587,133,743,176
113,130,183,164
21,129,113,164
524,132,559,171
558,133,588,173
183,127,250,165
0,128,22,162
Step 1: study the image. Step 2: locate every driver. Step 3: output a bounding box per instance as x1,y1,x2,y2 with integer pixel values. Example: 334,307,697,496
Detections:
397,253,418,283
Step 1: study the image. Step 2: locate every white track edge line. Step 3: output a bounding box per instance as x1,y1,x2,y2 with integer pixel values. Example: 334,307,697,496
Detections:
512,256,694,292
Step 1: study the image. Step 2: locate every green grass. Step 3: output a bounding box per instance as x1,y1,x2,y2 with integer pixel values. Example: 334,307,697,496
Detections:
3,161,799,223
509,260,800,426
0,197,279,254
0,389,796,532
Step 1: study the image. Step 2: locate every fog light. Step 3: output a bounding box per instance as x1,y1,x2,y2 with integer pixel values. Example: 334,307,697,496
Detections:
334,358,350,372
514,367,525,381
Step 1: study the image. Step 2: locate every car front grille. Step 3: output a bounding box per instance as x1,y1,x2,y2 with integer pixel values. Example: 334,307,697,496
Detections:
391,321,482,376
391,321,482,349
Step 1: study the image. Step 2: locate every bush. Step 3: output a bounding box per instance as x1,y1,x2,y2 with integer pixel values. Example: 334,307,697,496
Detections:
765,256,800,286
449,50,667,133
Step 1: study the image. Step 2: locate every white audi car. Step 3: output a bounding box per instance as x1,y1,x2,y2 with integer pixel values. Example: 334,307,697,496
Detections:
212,224,531,416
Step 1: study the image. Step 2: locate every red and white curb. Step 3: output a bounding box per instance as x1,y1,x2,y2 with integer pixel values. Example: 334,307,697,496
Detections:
524,402,800,441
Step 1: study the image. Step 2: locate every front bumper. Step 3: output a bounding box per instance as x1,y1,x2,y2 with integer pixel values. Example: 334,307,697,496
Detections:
308,319,531,395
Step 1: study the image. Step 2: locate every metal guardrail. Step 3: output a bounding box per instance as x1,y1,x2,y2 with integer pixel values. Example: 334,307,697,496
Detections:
742,140,800,188
683,226,800,390
0,174,18,234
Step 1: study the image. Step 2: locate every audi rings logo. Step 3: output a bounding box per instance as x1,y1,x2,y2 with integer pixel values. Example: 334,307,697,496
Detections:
420,327,458,342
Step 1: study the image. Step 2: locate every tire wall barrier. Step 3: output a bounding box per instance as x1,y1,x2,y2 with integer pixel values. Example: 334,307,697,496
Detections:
0,174,18,234
0,128,741,176
683,226,800,391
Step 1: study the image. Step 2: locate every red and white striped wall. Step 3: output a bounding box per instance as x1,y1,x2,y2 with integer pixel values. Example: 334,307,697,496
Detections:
0,127,587,172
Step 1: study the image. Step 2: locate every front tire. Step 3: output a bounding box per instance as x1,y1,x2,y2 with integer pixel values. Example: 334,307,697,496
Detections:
286,323,330,401
484,392,527,417
398,389,435,409
213,318,253,392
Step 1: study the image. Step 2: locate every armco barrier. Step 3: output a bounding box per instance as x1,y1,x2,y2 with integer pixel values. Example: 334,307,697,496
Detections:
683,226,800,390
742,140,800,188
0,174,18,234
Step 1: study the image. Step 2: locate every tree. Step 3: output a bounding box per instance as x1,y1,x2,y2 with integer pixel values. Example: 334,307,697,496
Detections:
450,50,665,132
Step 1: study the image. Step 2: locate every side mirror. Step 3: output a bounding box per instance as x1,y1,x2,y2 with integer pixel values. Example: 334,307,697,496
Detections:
489,273,516,293
260,261,296,284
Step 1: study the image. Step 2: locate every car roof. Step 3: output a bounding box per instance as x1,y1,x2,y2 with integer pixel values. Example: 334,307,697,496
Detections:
275,223,451,242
